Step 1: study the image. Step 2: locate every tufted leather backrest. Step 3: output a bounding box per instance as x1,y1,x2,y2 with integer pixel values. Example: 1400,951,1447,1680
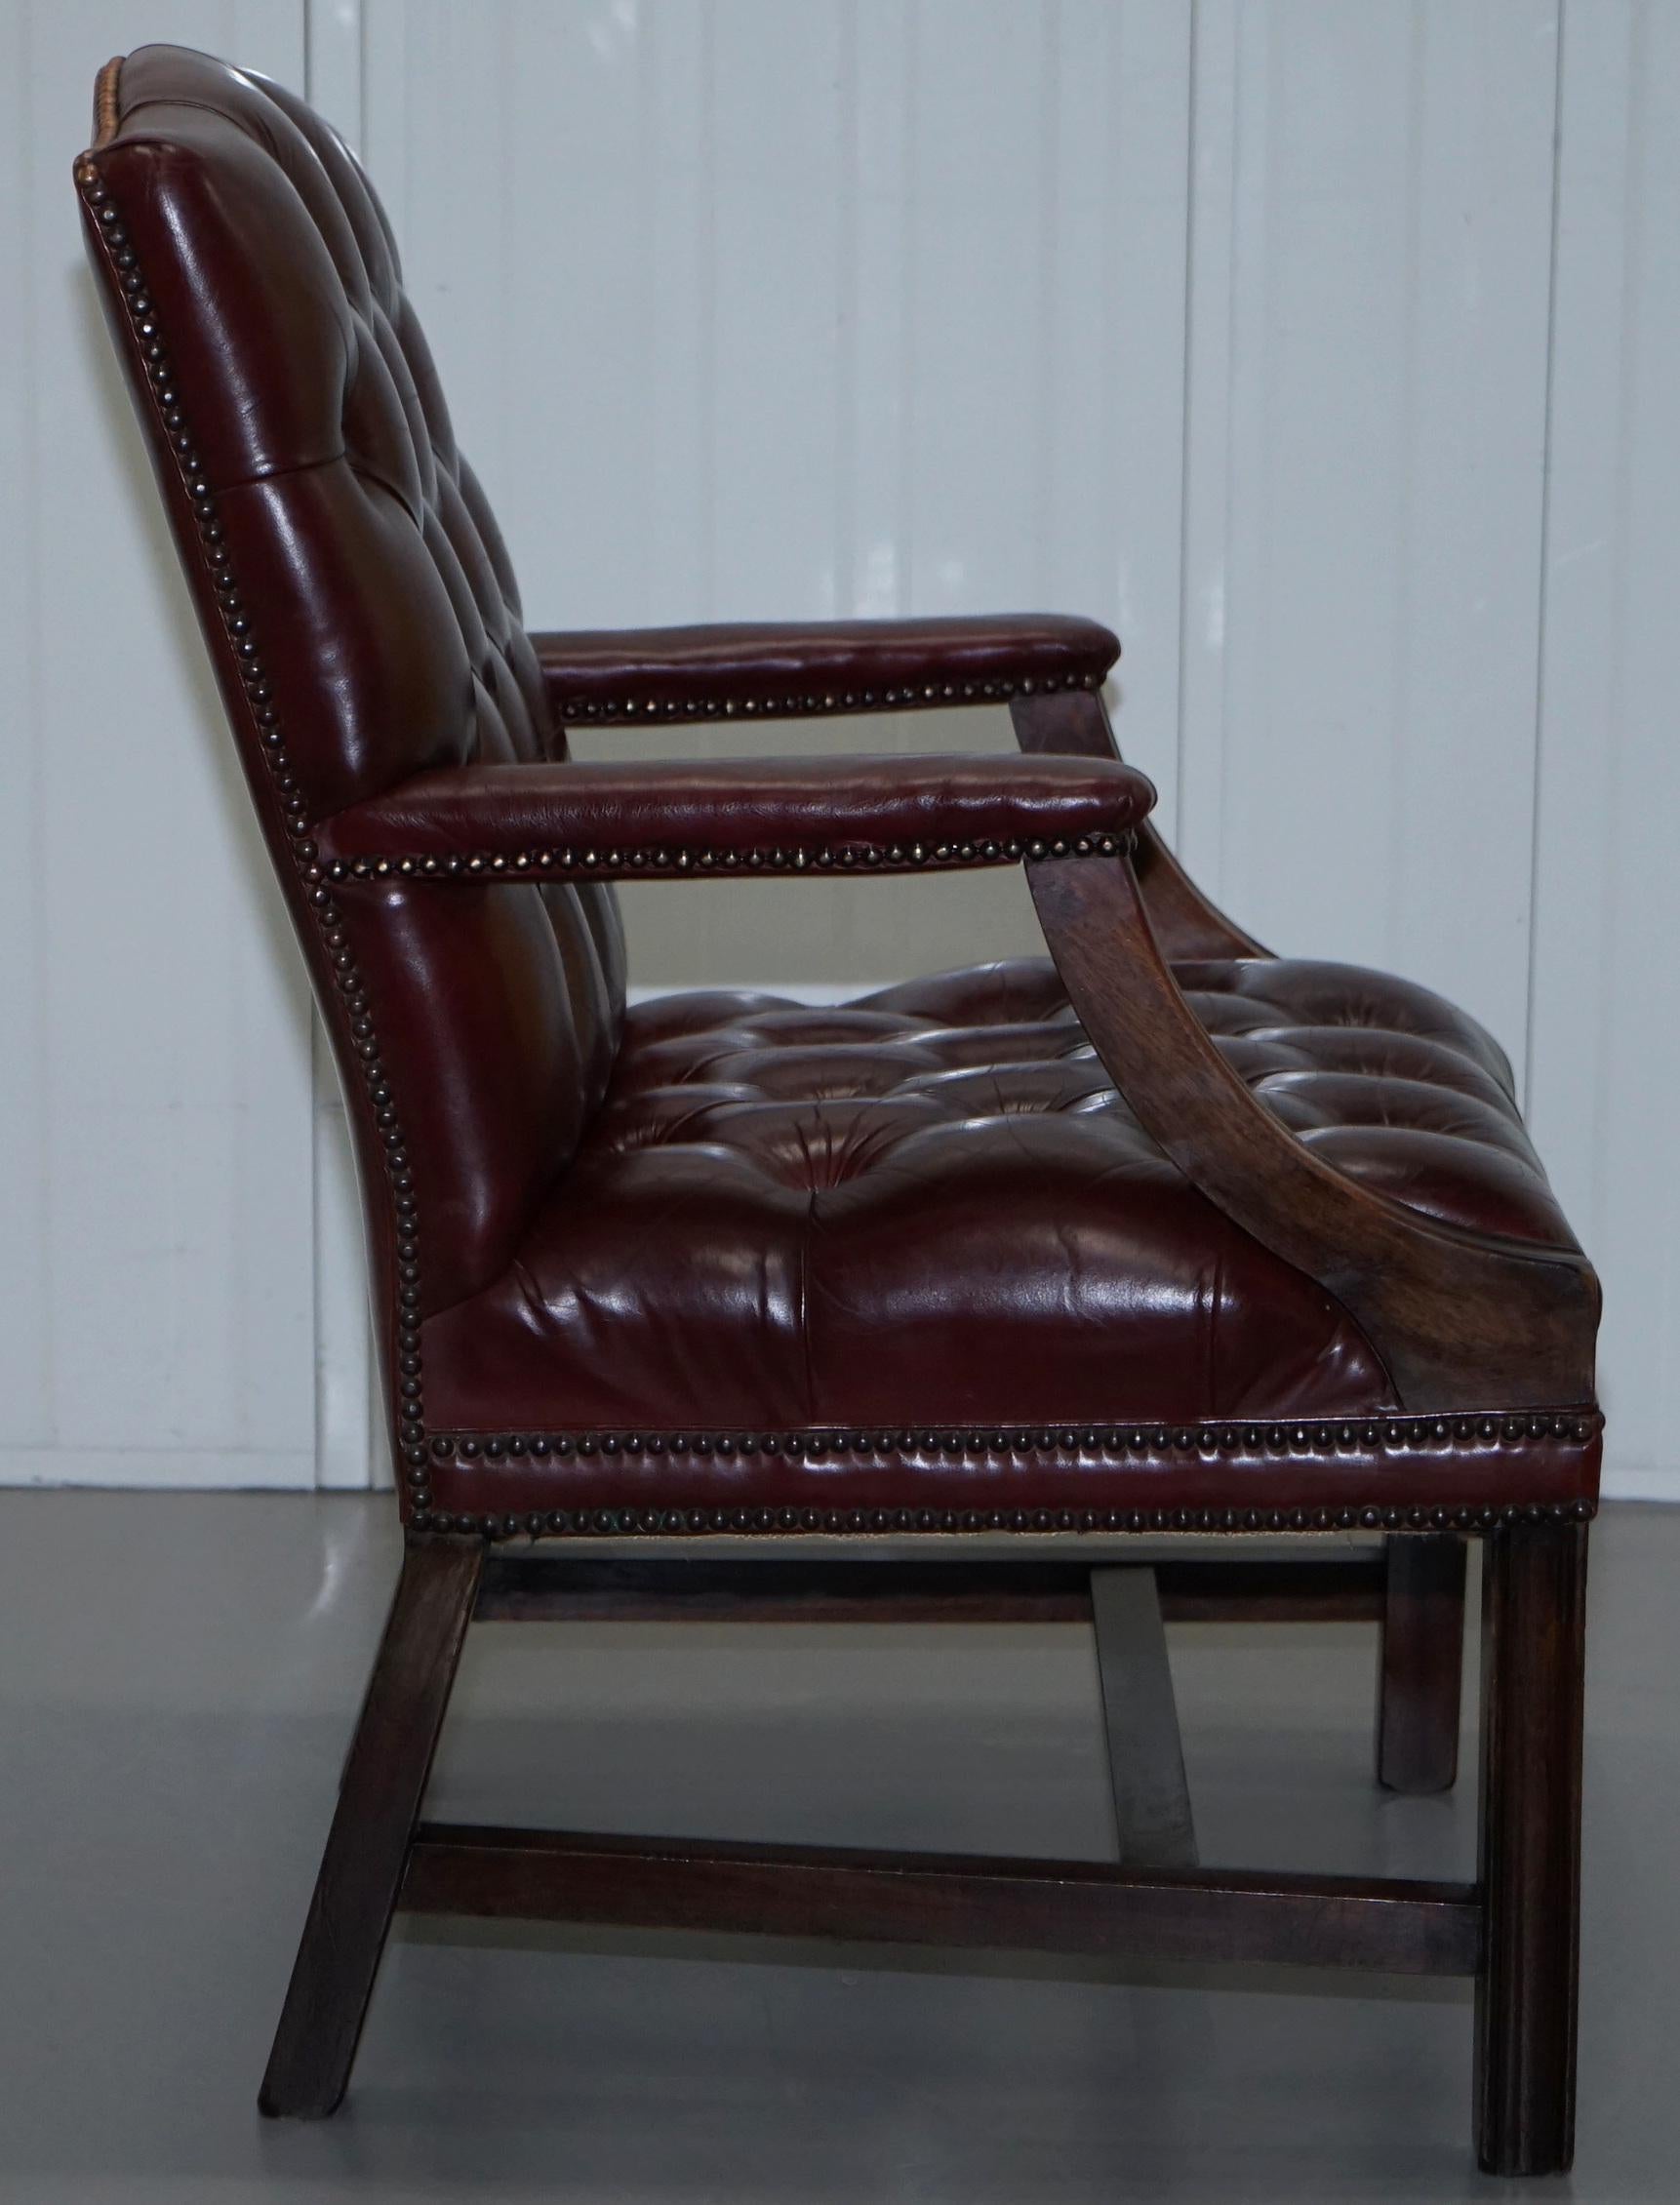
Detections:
77,47,626,1319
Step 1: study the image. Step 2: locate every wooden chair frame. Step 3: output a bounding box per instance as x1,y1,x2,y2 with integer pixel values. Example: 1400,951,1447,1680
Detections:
259,1521,1583,2179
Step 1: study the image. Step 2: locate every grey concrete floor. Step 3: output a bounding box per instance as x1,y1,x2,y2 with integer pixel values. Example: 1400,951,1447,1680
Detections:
0,1494,1674,2202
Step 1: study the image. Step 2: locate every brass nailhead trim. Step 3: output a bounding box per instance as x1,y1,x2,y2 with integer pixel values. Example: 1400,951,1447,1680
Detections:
414,1413,1603,1544
79,161,435,1502
412,1497,1599,1544
323,832,1132,884
559,671,1103,723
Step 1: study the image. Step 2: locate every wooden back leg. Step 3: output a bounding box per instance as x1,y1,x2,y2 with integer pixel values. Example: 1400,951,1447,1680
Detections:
1377,1533,1467,1793
1090,1566,1198,1868
260,1536,483,2119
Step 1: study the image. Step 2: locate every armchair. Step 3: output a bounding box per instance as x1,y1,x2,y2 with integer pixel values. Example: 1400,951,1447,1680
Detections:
78,45,1599,2178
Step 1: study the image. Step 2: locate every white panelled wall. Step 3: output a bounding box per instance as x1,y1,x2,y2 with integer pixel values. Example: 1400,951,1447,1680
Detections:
3,1,1674,1498
2,2,315,1492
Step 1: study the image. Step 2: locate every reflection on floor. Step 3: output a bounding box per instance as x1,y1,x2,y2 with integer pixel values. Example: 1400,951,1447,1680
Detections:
0,1491,1672,2202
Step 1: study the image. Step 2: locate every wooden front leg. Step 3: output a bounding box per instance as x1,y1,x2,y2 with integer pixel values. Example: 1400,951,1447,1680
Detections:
1474,1519,1588,2176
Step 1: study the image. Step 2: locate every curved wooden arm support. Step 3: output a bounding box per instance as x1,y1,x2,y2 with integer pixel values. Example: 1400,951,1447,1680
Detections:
1011,692,1264,958
1026,853,1598,1412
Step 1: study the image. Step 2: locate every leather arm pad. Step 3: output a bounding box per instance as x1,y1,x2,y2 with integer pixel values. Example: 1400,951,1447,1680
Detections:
528,615,1120,725
314,752,1155,882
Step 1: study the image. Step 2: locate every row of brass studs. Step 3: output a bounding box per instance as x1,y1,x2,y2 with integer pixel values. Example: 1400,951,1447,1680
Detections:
557,670,1103,722
423,1411,1600,1463
78,163,434,1494
413,1498,1598,1544
410,1411,1602,1542
322,831,1133,885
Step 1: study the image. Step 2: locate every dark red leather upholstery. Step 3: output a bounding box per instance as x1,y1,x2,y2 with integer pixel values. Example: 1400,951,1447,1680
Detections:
420,952,1576,1436
317,753,1155,875
529,615,1120,723
79,45,629,1312
78,47,1600,1539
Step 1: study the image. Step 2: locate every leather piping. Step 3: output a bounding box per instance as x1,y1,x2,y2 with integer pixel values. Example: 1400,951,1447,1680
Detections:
93,57,122,147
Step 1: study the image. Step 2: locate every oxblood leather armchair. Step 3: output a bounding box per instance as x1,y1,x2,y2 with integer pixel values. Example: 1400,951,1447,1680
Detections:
77,47,1600,2179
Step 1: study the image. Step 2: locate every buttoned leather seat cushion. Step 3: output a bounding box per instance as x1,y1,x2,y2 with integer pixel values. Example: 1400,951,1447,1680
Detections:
421,953,1576,1436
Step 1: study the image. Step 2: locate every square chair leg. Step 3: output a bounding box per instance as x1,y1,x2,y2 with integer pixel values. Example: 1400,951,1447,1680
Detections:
1377,1533,1467,1794
1090,1566,1198,1867
260,1536,483,2119
1474,1519,1588,2177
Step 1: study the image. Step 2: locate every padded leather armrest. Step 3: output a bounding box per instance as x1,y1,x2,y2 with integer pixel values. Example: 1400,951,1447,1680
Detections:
528,616,1120,725
315,753,1154,882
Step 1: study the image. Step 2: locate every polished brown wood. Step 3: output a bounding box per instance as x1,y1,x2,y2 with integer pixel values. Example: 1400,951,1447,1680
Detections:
1012,690,1267,957
401,1822,1480,1977
1091,1567,1198,1867
1377,1533,1467,1793
1026,851,1598,1409
254,1523,1583,2156
1474,1520,1588,2177
260,1536,483,2120
471,1548,1387,1626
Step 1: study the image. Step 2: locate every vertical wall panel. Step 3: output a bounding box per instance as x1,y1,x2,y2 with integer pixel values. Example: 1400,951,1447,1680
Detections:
711,1,845,616
0,1,49,1455
1179,0,1560,1065
1054,1,1195,838
636,1,718,622
846,0,913,624
0,2,315,1490
904,0,1053,613
1530,0,1680,1497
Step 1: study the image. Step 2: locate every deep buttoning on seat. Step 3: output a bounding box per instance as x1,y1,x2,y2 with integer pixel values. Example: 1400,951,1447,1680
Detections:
413,954,1597,1529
